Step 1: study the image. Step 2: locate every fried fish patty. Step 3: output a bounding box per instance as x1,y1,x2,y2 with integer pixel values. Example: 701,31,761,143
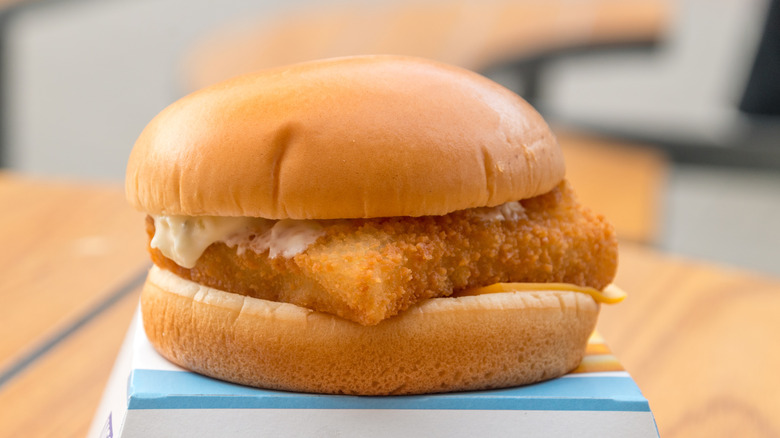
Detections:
148,181,617,325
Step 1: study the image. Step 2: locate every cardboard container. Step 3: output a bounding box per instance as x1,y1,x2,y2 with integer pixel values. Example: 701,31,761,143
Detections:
89,309,658,437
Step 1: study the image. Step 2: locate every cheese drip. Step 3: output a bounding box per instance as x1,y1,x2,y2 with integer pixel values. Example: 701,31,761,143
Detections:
151,215,324,268
458,283,627,304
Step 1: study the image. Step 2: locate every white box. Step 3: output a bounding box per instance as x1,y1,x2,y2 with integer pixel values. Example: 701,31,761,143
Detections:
90,309,658,437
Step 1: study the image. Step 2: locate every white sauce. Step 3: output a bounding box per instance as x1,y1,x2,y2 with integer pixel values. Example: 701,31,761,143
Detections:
267,219,325,259
472,201,525,222
151,215,325,268
151,201,522,268
222,219,325,259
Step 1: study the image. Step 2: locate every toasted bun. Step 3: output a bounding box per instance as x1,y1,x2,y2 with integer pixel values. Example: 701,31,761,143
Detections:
141,266,599,395
126,55,564,219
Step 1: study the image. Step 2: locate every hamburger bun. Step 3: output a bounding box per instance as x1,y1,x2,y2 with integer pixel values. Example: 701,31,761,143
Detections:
126,55,564,219
142,265,599,395
127,55,614,395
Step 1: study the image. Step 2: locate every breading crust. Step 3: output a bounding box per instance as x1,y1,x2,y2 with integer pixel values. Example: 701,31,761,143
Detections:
148,181,617,325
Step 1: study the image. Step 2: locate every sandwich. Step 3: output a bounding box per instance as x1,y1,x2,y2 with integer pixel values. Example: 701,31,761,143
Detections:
125,55,623,395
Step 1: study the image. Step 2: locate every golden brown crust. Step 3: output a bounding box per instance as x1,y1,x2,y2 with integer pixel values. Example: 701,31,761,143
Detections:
147,181,617,325
141,266,600,395
126,55,564,219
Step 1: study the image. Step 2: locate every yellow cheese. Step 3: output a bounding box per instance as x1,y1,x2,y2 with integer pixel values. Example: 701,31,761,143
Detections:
458,282,626,304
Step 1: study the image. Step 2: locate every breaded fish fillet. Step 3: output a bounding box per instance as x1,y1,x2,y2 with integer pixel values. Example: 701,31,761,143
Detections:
148,181,617,325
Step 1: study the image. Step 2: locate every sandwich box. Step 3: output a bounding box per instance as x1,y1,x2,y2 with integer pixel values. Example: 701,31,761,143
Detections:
89,309,658,437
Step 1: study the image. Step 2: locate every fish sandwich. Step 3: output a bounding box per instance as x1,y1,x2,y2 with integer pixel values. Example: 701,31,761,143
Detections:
126,55,623,395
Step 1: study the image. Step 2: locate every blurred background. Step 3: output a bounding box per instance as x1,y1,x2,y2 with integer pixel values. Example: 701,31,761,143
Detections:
1,0,778,275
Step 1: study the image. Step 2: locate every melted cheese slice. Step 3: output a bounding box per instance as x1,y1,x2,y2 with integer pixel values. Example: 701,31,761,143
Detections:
458,282,626,304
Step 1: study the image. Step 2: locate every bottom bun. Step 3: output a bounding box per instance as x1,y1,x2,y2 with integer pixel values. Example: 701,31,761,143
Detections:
141,265,600,395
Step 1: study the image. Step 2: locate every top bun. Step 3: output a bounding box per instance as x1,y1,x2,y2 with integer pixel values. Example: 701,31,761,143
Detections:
126,55,564,219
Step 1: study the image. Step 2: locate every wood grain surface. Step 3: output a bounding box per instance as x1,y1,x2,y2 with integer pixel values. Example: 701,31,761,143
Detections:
600,243,780,438
0,286,141,438
0,174,148,373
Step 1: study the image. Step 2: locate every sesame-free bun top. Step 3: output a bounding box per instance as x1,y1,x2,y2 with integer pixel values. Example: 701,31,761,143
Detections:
126,55,564,219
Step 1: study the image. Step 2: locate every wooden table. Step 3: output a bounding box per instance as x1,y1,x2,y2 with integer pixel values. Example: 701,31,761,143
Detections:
1,165,779,438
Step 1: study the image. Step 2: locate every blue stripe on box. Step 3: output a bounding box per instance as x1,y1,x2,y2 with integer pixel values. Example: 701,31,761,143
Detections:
128,369,650,412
